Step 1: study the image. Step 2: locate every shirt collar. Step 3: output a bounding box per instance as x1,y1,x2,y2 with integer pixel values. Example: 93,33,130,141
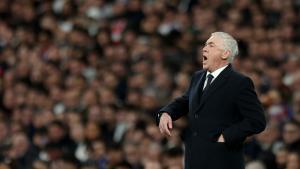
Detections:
206,64,228,79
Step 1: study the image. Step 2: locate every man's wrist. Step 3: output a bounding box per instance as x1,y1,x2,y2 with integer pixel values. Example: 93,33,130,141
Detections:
158,112,166,120
156,111,165,125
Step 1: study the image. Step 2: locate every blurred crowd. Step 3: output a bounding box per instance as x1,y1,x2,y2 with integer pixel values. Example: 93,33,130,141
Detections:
0,0,300,169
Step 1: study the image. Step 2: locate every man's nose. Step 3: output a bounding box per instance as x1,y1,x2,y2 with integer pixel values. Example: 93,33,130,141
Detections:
202,46,207,52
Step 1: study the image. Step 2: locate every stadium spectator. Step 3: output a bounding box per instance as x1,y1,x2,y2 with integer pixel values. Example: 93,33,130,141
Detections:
0,0,300,168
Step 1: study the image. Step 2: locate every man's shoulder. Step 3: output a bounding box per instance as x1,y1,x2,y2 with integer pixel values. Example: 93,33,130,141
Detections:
231,69,246,78
231,68,249,77
230,69,253,84
191,68,252,82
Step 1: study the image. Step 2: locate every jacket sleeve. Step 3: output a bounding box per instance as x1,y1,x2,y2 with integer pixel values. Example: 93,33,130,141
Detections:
156,74,195,124
223,77,266,147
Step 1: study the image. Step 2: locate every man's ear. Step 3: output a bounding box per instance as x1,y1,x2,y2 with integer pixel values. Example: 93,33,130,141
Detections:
221,50,230,60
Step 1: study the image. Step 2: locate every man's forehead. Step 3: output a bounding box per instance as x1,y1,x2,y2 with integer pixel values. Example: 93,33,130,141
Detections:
206,35,222,44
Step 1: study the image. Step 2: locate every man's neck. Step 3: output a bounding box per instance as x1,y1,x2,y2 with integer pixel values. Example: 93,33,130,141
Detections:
208,63,229,73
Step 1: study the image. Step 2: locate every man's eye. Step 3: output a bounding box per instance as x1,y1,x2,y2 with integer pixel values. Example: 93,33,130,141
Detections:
204,43,214,47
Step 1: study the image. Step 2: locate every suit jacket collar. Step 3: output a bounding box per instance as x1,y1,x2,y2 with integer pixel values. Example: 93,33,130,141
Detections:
194,64,233,114
206,64,229,81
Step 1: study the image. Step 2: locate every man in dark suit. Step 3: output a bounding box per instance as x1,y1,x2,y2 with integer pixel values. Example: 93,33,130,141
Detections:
157,32,266,169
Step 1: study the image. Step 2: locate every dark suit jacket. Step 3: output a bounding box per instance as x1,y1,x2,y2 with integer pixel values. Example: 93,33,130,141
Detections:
158,65,266,169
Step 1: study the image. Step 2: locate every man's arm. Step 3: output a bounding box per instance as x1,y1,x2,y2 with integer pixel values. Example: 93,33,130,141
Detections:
222,77,266,146
157,74,195,136
157,74,195,123
157,92,190,137
158,92,190,121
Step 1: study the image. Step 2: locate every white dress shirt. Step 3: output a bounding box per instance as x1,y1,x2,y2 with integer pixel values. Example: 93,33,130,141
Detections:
203,65,228,90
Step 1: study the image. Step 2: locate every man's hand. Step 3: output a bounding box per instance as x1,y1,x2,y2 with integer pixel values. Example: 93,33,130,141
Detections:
217,134,225,142
159,112,173,137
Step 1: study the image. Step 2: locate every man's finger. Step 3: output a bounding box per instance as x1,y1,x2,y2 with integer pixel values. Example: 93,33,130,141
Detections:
159,121,166,133
160,121,170,136
159,125,163,134
164,121,171,136
158,113,172,137
163,125,171,136
167,120,173,129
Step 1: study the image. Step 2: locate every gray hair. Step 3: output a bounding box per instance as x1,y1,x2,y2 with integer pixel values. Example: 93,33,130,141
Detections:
211,32,239,62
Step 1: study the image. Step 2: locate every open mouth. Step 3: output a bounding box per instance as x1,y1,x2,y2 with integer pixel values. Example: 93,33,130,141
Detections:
203,55,208,61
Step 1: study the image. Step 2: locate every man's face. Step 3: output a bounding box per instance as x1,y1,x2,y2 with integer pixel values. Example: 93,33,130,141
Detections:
202,35,229,72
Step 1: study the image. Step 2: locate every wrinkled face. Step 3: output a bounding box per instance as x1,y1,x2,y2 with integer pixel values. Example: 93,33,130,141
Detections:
202,35,229,72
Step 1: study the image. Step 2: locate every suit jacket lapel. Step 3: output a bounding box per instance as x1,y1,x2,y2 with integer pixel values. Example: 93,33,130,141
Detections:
192,71,206,109
194,65,232,114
